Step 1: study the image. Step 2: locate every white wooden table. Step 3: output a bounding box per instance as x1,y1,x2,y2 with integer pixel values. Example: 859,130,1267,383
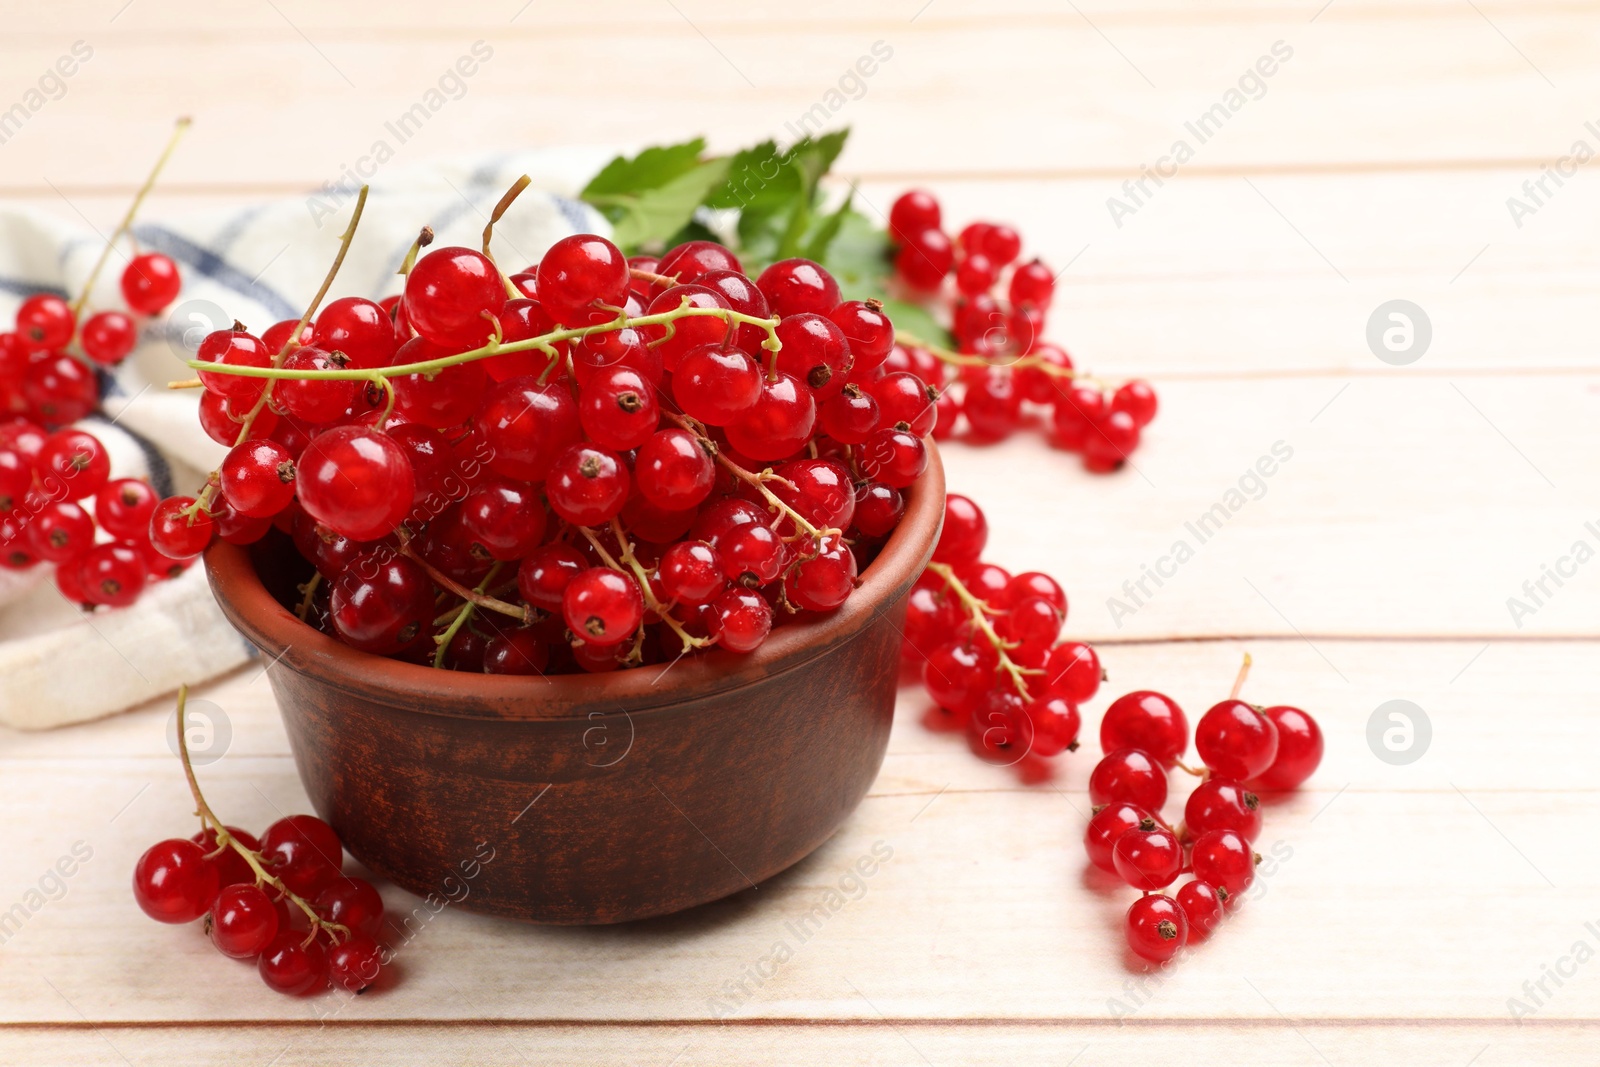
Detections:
3,1,1598,1062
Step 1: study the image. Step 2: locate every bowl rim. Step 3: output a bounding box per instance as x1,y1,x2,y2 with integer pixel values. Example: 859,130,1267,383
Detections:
205,446,944,722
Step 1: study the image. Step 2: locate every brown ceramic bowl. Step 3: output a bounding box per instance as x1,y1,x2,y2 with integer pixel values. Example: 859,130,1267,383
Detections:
205,450,943,924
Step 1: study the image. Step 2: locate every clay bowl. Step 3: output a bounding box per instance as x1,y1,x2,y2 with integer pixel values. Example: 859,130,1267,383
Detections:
205,450,943,924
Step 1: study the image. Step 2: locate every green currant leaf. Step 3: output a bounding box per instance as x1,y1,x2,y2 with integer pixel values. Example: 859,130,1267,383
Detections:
876,297,949,349
580,138,708,200
602,157,734,253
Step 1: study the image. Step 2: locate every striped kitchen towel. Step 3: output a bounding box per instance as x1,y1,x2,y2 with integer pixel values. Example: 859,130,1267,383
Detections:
0,149,612,729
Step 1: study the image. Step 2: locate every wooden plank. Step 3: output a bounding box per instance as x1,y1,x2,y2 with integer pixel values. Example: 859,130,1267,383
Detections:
2,6,1598,186
1,640,1593,1031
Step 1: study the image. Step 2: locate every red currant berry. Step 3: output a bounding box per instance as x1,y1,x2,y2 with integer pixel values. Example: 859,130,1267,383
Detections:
827,299,894,373
390,339,488,429
220,439,297,518
1014,343,1073,405
133,838,220,923
1100,690,1188,766
1175,879,1227,940
770,458,855,531
564,567,643,647
579,365,658,451
1190,829,1258,897
1084,410,1141,474
24,352,97,426
190,826,261,888
1084,801,1150,873
932,494,986,565
1044,641,1102,704
405,246,506,348
895,228,954,291
1050,383,1106,451
966,688,1035,764
313,296,398,369
1126,893,1187,963
658,540,725,605
314,876,384,938
858,426,926,489
273,346,355,424
487,298,561,381
460,478,547,560
962,369,1021,440
298,426,414,542
537,234,629,323
261,318,312,355
783,535,857,611
483,628,551,675
1112,817,1182,891
719,522,784,586
1026,695,1081,756
819,383,879,444
209,883,280,959
756,258,840,319
0,449,30,515
1089,748,1168,811
37,428,111,501
16,293,75,349
79,542,148,607
656,240,742,288
999,571,1066,616
1008,258,1055,309
480,377,582,482
149,496,214,559
546,444,630,527
196,328,272,403
1195,699,1280,780
1185,778,1263,843
775,313,852,398
517,541,587,611
889,189,941,242
1253,706,1324,790
330,552,434,656
710,587,772,652
635,428,715,511
27,500,95,563
955,252,998,296
726,372,816,462
978,223,1022,266
328,934,384,993
94,478,159,541
80,310,138,365
851,482,904,540
120,252,182,314
258,931,329,996
869,372,939,438
1112,379,1159,427
921,640,996,715
674,343,762,426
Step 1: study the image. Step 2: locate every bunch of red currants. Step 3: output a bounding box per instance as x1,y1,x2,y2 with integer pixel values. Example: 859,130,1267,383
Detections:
1083,661,1323,963
905,493,1101,781
151,225,949,673
887,189,1157,472
0,252,194,604
134,810,385,995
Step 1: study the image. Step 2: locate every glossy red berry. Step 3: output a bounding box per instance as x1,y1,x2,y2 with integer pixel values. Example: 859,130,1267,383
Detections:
859,426,926,489
895,228,954,291
1175,879,1227,940
1051,383,1107,451
121,252,182,314
27,500,95,563
23,353,97,426
1044,641,1102,704
483,628,551,675
966,688,1035,764
196,328,272,403
460,479,547,560
827,299,894,372
774,313,852,398
658,540,725,605
149,496,214,559
1185,778,1263,842
1195,699,1280,780
79,543,148,607
133,838,220,923
710,588,772,652
37,429,111,500
783,535,857,611
1126,893,1187,963
1008,258,1055,309
274,346,355,424
517,542,587,611
756,258,840,318
330,552,434,656
313,295,398,369
314,876,384,938
1089,748,1168,812
1084,410,1141,474
1112,379,1159,427
328,934,384,993
726,372,816,462
1084,801,1150,874
962,369,1022,440
404,246,506,348
94,478,159,541
1024,694,1080,757
819,383,879,444
80,310,138,365
921,640,996,715
1190,829,1258,897
932,494,986,565
16,293,75,349
579,365,658,451
851,482,904,539
1100,690,1188,766
209,883,280,959
889,189,941,242
1112,817,1182,891
480,376,582,482
1253,706,1324,790
564,567,643,647
656,240,742,288
391,340,487,429
190,826,261,888
220,439,297,518
635,428,715,511
298,426,414,542
538,234,629,323
674,343,762,425
258,932,329,996
869,372,939,438
546,444,630,527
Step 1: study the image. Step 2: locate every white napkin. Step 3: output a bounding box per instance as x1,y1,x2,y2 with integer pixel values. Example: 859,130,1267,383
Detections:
0,149,612,728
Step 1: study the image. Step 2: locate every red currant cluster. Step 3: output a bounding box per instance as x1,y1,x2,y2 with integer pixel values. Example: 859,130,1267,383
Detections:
0,252,191,604
886,189,1158,472
153,189,933,673
133,692,385,995
1081,658,1324,963
905,493,1102,781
